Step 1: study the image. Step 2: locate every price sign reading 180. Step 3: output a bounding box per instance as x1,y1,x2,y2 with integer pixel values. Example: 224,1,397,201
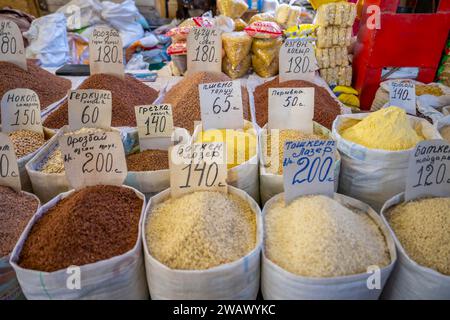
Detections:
279,39,317,82
0,20,27,70
187,27,221,73
89,27,124,78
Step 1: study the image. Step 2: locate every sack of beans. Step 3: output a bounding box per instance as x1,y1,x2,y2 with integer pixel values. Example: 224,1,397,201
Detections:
0,187,40,300
143,186,262,299
10,185,148,300
261,192,397,300
193,121,260,202
380,193,450,300
123,128,191,197
332,107,441,211
258,123,341,204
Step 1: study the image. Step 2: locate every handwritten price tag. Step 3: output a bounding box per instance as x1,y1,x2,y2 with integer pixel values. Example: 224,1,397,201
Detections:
135,104,174,151
68,89,112,131
169,142,227,198
89,26,124,78
199,80,243,130
58,131,127,189
283,139,336,204
1,88,43,134
405,140,450,201
389,80,416,115
0,133,21,191
0,20,27,70
187,27,222,73
279,39,317,82
268,87,314,133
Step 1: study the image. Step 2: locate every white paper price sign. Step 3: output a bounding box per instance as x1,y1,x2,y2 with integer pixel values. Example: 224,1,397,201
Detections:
187,27,222,73
1,88,43,134
0,20,27,70
135,104,174,151
283,139,336,204
199,80,244,130
89,27,124,78
405,140,450,202
68,89,112,131
169,142,227,198
0,133,21,191
268,88,314,133
279,39,317,82
389,80,416,115
58,131,127,189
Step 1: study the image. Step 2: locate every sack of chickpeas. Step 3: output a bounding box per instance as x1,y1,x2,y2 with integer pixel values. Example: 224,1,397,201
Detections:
143,186,263,299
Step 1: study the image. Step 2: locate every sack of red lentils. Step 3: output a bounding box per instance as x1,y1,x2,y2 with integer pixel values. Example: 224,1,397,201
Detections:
9,185,148,300
258,123,341,205
261,192,397,300
332,110,441,211
192,121,260,202
143,186,263,299
380,193,450,300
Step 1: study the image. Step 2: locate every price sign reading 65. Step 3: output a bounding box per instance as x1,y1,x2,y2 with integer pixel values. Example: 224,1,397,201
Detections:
187,27,222,73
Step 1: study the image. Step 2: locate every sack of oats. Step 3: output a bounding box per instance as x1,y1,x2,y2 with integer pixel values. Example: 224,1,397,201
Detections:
143,186,262,299
261,192,397,300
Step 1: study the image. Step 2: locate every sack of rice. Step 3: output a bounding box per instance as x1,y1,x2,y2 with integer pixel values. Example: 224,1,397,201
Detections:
262,192,396,300
143,186,262,299
332,107,441,211
380,193,450,300
10,185,148,300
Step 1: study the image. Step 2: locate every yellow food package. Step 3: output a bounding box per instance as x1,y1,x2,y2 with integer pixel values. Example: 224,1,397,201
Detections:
333,85,358,95
337,93,360,108
217,0,249,19
249,12,277,24
252,37,282,50
309,0,342,11
222,55,251,79
234,18,247,31
284,24,317,39
252,53,279,78
222,32,252,67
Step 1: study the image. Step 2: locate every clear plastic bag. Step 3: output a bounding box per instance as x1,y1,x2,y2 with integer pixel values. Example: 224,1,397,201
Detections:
222,31,252,67
249,12,277,24
222,54,251,79
252,53,279,78
244,21,282,39
217,0,248,19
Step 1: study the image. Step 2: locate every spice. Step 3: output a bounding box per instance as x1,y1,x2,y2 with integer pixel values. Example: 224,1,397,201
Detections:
253,76,342,129
43,74,159,129
39,148,64,174
387,197,450,275
126,149,169,171
0,61,71,115
146,191,256,270
8,130,45,158
18,185,143,272
340,107,424,151
0,186,39,257
264,129,326,174
195,127,257,169
265,195,390,277
162,72,251,132
440,125,450,143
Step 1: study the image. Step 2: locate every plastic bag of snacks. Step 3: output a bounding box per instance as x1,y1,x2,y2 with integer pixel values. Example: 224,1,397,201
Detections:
380,193,450,300
142,186,262,299
320,66,352,86
222,55,251,79
222,32,252,67
167,41,187,55
234,18,247,31
308,0,342,10
10,185,148,300
217,0,248,19
252,54,279,78
252,38,282,66
316,26,352,48
249,12,277,24
315,1,357,27
261,192,396,300
245,21,283,39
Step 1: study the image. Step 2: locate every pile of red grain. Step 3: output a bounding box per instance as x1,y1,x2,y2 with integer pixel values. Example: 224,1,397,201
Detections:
18,185,143,272
43,74,159,129
253,77,342,129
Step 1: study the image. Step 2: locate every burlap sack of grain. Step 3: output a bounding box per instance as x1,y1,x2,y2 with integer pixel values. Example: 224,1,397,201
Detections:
261,192,397,300
258,123,341,205
142,186,262,300
332,114,441,212
192,121,260,202
380,193,450,300
0,192,40,300
9,185,148,300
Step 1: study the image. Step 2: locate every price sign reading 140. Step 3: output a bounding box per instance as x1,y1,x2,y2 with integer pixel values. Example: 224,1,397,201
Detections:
389,80,416,115
0,20,27,70
68,89,112,131
187,27,221,73
169,142,227,198
283,139,336,204
89,27,124,78
135,104,174,151
405,140,450,201
58,131,127,190
279,39,317,82
0,133,21,191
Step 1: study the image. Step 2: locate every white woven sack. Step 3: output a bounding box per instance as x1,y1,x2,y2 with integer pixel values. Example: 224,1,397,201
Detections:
258,123,341,205
9,185,148,300
192,121,260,202
380,193,450,300
143,186,263,300
332,113,441,212
261,192,397,300
0,192,40,300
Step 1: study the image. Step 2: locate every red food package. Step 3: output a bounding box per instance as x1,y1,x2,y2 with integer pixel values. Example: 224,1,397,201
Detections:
167,42,187,55
244,21,282,39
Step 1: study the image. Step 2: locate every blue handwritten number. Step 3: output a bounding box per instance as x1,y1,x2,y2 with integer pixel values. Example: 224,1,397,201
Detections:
292,157,309,185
